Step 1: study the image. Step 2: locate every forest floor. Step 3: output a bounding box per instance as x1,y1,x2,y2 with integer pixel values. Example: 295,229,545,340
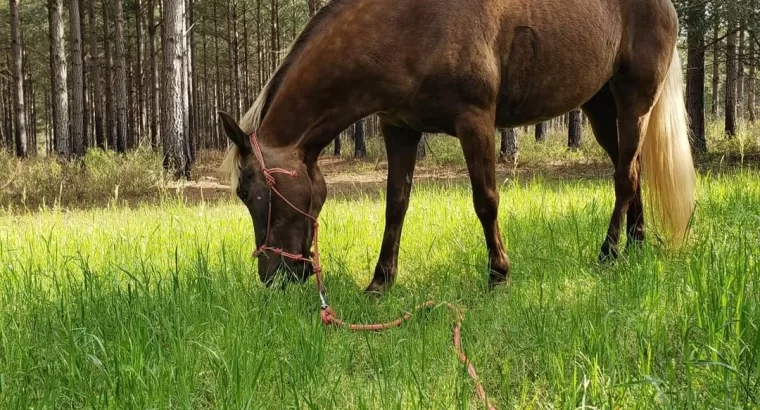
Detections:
170,153,616,203
169,149,759,207
1,126,758,211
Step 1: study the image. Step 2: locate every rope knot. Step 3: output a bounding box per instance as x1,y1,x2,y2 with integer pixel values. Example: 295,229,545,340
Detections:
320,306,336,326
263,171,277,188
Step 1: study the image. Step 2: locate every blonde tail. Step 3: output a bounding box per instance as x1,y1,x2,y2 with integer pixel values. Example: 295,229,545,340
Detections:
640,47,696,248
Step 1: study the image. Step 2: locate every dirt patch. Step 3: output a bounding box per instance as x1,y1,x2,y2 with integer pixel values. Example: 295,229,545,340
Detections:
163,158,614,205
164,151,757,206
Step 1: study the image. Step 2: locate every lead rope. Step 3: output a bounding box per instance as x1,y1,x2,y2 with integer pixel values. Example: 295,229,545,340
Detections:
249,132,495,410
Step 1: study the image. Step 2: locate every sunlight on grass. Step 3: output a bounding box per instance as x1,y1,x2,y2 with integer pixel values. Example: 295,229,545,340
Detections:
0,171,758,408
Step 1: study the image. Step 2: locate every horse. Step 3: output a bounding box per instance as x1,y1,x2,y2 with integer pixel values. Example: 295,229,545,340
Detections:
219,0,696,293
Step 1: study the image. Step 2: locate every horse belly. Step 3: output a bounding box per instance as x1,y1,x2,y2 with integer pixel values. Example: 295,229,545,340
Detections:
494,0,621,127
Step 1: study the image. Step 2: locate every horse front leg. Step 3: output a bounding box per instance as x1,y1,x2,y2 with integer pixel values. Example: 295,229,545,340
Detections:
457,112,511,289
365,124,422,294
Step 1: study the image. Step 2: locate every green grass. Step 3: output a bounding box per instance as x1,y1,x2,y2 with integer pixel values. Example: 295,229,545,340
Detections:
0,170,759,409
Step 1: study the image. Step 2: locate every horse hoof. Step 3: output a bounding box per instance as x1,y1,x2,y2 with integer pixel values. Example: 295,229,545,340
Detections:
488,273,512,290
365,279,391,295
598,245,619,264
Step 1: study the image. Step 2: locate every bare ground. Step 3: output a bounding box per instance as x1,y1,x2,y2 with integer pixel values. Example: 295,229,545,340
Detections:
166,156,615,204
5,149,755,212
165,149,759,205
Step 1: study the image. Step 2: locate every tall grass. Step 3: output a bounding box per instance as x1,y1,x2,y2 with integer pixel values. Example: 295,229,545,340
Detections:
0,170,758,408
0,148,164,210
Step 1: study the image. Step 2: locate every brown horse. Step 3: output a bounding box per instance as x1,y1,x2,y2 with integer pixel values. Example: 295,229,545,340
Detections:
219,0,696,292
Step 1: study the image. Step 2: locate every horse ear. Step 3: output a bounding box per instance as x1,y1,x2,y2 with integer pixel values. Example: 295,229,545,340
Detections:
218,111,250,151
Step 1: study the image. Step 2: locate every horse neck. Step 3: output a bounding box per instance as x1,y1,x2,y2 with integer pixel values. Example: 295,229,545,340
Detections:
257,82,375,157
256,11,379,156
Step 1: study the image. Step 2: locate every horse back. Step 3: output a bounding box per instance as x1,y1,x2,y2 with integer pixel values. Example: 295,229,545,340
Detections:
291,0,677,133
489,0,627,126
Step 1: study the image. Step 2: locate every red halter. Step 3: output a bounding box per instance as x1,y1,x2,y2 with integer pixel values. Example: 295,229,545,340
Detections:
249,131,327,306
248,131,496,410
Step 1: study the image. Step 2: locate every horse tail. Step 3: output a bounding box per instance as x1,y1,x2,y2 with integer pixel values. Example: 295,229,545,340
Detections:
640,46,696,248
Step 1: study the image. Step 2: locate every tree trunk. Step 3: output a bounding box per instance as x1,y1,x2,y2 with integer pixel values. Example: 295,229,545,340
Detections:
87,0,104,150
308,0,322,17
498,128,518,165
3,80,13,151
2,81,11,151
353,119,367,158
182,0,192,165
127,49,135,148
49,0,70,157
202,32,211,148
710,13,721,118
148,0,159,149
102,0,116,149
9,0,27,157
416,135,426,159
163,0,190,178
0,80,5,151
27,77,37,156
749,29,757,123
333,135,342,156
242,5,251,108
747,2,757,124
185,0,194,157
256,0,263,92
686,0,707,153
535,122,547,142
136,0,146,141
213,0,223,148
725,18,738,138
231,3,243,119
567,109,583,149
270,0,280,71
737,27,745,116
114,0,129,151
70,0,85,156
21,8,35,156
44,93,50,154
80,0,90,152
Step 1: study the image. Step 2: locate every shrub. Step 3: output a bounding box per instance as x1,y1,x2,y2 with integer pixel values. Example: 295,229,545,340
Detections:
0,148,164,210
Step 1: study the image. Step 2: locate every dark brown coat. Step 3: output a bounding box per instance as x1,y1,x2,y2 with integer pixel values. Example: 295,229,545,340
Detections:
220,0,695,290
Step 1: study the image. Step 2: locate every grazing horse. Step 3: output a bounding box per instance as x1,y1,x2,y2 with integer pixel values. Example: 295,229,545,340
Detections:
219,0,696,292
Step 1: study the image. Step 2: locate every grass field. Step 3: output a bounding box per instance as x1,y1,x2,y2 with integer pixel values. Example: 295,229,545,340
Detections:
0,167,759,409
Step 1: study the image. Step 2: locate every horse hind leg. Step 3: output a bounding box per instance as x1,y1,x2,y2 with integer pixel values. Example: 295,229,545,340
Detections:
456,110,511,288
366,123,422,294
625,161,646,251
582,84,645,262
598,62,669,261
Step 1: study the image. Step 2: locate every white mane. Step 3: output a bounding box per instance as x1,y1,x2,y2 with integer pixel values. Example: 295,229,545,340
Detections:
218,2,342,192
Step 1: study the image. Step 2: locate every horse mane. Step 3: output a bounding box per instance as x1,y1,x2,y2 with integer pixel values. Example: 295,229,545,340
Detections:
221,1,348,191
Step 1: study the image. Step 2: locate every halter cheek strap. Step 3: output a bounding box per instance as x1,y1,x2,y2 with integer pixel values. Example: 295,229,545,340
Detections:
249,132,326,301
